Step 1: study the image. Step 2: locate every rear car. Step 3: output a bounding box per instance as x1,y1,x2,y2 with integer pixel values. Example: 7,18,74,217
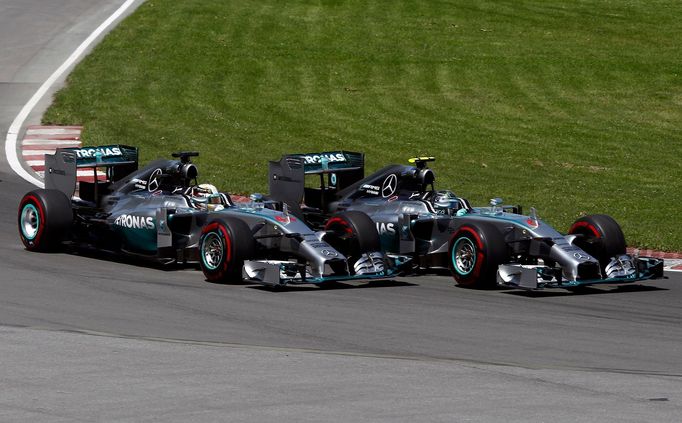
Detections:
18,146,403,287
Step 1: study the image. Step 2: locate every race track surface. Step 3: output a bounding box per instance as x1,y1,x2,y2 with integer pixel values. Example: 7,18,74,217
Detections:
1,1,681,421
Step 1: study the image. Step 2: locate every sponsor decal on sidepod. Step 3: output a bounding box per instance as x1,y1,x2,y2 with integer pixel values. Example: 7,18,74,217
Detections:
114,214,155,230
376,222,395,235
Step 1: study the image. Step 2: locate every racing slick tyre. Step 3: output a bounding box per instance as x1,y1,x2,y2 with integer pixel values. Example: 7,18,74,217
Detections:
324,211,381,260
448,222,508,289
18,189,73,252
568,214,626,271
199,217,256,283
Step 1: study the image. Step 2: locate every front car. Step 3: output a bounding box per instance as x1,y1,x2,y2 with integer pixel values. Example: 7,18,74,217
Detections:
347,159,664,289
456,206,664,289
269,153,664,290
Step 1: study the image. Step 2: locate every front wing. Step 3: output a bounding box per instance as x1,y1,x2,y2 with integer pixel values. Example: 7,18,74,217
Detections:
242,253,410,286
497,255,664,290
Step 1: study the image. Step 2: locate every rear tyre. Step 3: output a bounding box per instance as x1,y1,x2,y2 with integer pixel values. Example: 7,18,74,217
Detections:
448,222,508,289
324,211,380,259
199,217,256,283
18,189,72,252
568,214,626,270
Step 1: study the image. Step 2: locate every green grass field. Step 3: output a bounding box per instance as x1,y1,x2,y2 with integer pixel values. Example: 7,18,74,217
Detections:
43,0,682,251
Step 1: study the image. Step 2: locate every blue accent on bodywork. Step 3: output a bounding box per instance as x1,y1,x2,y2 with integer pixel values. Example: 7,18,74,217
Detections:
379,231,398,252
117,226,157,252
465,211,563,238
230,208,285,225
62,144,138,167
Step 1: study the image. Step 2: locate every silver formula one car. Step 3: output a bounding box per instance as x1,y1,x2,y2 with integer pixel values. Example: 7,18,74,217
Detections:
268,152,664,290
17,146,401,287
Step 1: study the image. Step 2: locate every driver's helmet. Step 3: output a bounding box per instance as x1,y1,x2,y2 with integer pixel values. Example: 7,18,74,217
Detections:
432,190,461,215
190,184,222,210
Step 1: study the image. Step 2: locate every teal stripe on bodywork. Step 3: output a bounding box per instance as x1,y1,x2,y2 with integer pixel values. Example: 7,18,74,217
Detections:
118,227,157,252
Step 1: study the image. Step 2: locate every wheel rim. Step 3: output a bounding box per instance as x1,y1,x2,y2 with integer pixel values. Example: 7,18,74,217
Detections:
452,237,476,275
20,203,40,240
201,232,224,270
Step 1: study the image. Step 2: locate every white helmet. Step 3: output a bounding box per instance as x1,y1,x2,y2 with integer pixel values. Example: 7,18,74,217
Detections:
190,184,221,210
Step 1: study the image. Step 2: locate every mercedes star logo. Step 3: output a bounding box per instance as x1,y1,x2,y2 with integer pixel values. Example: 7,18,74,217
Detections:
573,252,590,260
381,174,398,198
147,168,163,192
321,249,338,257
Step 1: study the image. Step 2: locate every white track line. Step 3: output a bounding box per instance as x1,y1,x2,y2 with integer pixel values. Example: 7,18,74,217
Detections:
4,0,137,188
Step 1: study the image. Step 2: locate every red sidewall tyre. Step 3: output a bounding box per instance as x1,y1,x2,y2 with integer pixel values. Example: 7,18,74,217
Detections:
448,222,507,289
324,211,380,257
18,189,72,252
199,217,255,283
18,194,46,250
568,214,626,269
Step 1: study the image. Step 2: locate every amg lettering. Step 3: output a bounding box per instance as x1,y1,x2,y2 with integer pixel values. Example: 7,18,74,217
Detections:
362,184,380,195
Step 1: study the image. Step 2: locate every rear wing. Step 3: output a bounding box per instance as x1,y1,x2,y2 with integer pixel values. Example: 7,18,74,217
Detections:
292,151,364,174
44,145,138,200
268,151,364,218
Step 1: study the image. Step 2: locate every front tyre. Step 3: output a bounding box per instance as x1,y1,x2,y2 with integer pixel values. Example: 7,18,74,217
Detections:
448,222,508,289
568,214,626,270
324,211,380,261
18,189,72,252
199,218,255,283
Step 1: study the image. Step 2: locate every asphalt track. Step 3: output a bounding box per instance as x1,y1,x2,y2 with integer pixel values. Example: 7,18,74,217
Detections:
1,1,681,421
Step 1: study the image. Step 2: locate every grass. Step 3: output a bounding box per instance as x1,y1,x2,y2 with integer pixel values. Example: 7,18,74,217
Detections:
43,0,682,251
